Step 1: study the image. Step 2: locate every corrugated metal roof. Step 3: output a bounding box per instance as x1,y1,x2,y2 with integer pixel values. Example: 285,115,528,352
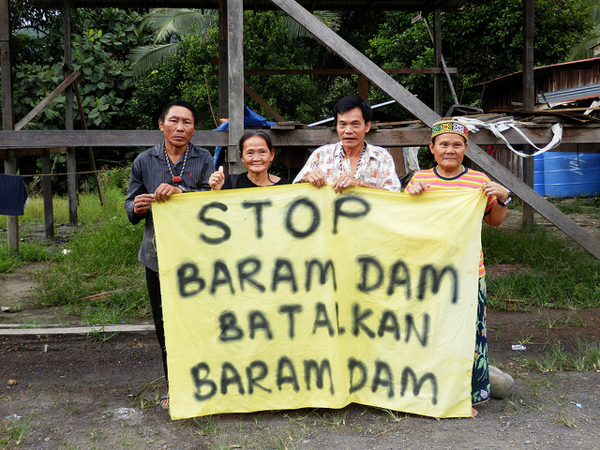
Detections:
29,0,466,11
538,83,600,105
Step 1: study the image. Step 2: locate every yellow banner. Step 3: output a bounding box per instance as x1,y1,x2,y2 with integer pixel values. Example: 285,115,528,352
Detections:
153,184,486,420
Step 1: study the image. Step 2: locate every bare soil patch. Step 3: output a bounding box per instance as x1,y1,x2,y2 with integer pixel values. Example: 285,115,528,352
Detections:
1,311,599,449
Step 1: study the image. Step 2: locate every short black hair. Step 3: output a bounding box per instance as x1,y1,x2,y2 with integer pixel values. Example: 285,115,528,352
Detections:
158,100,198,125
332,95,373,123
238,130,274,152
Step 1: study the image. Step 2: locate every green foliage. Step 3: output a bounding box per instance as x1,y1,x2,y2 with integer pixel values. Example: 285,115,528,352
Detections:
10,7,146,131
126,56,185,130
6,5,149,194
177,25,220,130
177,11,324,128
129,1,593,125
98,167,133,195
367,1,593,113
569,0,600,59
131,9,217,76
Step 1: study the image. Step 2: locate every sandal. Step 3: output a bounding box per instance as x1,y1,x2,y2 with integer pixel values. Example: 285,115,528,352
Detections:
160,393,169,410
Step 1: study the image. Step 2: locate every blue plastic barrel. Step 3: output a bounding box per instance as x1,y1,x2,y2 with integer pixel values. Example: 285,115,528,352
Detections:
544,152,600,198
533,154,545,196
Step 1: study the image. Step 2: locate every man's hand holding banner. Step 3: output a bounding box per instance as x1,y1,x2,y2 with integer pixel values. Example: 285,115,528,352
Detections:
153,184,487,420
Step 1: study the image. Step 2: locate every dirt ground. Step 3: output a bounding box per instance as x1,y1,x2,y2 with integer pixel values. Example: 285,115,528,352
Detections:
1,210,600,450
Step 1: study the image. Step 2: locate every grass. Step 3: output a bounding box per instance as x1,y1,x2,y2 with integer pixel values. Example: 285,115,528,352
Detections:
29,186,149,325
0,414,35,447
538,312,586,330
0,174,148,326
552,196,600,215
484,196,600,311
520,339,600,372
0,239,53,272
192,415,221,437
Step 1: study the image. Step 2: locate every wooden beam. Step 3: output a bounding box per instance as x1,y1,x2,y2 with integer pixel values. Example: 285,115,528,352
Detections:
0,324,155,336
241,67,455,75
269,0,600,260
2,126,600,151
269,0,440,124
14,71,81,131
0,130,229,149
1,0,14,133
467,142,600,260
0,147,69,158
244,83,286,122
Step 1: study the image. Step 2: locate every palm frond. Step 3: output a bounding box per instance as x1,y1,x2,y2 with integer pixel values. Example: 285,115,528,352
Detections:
130,42,180,78
590,2,600,24
140,8,218,43
569,32,600,61
131,8,219,79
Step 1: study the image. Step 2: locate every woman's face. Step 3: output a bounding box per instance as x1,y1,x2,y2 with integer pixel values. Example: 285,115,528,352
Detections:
158,105,195,149
429,133,467,175
241,136,275,175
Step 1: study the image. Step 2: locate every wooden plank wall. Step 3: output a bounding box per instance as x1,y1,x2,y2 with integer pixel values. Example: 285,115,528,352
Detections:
482,59,600,112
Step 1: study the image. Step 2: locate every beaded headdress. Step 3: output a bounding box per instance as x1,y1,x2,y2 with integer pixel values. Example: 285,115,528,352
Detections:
430,120,468,142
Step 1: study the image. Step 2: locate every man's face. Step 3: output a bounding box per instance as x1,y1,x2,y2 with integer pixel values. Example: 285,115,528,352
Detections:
159,105,195,150
336,107,371,153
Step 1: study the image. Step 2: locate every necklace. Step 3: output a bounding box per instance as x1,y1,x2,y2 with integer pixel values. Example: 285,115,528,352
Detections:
339,143,367,176
164,144,189,183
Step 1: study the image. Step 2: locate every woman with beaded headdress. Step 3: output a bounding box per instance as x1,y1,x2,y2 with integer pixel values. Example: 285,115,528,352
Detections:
125,100,215,410
406,119,512,417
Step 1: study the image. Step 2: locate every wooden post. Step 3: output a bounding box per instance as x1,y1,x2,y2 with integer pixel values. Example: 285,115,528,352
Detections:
1,0,18,250
227,0,245,174
432,8,443,116
42,150,54,238
63,0,77,224
522,0,535,227
358,74,368,100
73,79,105,206
218,0,229,121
